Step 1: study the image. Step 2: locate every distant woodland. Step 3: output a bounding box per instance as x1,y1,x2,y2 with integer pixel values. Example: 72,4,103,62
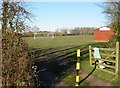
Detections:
22,27,95,37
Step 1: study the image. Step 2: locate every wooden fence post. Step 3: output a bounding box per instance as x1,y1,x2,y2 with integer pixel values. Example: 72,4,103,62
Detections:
116,42,119,78
89,46,92,66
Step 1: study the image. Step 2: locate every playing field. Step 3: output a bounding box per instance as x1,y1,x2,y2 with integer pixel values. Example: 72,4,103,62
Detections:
24,35,118,86
24,35,94,49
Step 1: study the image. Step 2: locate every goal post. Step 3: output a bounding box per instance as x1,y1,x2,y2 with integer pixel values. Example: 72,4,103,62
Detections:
52,33,54,39
34,33,37,39
34,32,54,39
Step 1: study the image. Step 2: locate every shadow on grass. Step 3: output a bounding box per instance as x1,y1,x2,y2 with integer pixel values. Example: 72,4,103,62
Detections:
31,42,107,86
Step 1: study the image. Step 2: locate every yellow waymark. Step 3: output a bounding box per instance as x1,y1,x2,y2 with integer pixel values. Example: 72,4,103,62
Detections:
76,76,80,82
75,84,79,86
77,49,80,57
76,62,80,70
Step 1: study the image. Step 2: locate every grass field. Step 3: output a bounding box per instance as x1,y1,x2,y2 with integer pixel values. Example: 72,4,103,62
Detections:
24,35,119,86
24,35,94,49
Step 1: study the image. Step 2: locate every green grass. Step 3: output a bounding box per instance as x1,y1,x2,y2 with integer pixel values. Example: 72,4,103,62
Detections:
24,35,94,49
24,35,119,86
81,57,119,86
62,73,88,86
62,74,76,86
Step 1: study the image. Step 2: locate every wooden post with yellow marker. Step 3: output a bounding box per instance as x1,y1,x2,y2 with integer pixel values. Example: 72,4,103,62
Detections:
75,49,81,86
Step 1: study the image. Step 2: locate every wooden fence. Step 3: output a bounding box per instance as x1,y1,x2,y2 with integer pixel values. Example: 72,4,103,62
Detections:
89,42,119,77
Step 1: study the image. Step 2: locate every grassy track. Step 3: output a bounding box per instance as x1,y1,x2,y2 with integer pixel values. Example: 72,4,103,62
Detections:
24,35,119,86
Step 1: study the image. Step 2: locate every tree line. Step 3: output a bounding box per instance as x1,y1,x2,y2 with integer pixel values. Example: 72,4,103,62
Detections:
59,27,95,36
22,27,95,37
102,1,120,46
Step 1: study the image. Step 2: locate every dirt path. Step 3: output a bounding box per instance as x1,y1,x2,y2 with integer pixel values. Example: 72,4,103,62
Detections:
80,74,113,86
79,68,113,86
38,70,59,86
35,58,68,86
38,69,68,86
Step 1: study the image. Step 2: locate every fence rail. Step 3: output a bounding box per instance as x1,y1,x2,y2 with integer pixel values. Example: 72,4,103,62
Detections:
89,42,119,77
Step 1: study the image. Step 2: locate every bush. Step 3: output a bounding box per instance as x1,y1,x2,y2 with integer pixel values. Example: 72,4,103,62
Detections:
2,33,34,87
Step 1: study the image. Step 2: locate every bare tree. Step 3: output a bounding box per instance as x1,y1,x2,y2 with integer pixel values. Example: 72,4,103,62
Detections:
70,27,94,35
70,27,80,35
60,28,68,36
102,1,120,43
1,0,31,34
32,26,40,33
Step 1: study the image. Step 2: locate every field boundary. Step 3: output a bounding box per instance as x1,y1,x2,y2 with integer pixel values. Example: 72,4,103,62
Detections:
89,42,119,77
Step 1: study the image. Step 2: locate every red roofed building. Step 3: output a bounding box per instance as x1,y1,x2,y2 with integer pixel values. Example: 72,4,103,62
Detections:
94,27,114,42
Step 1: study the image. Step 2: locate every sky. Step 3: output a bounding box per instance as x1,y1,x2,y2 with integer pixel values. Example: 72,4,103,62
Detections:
26,2,106,32
0,2,107,31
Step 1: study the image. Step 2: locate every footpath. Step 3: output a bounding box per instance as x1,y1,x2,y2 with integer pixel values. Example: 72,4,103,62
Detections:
79,68,113,86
